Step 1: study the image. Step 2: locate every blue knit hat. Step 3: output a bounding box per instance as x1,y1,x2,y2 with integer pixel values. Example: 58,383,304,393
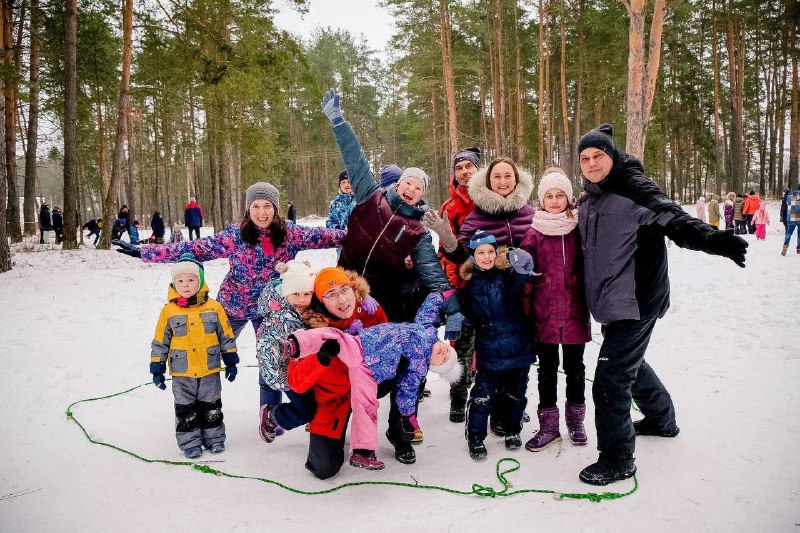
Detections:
468,230,498,254
380,164,403,188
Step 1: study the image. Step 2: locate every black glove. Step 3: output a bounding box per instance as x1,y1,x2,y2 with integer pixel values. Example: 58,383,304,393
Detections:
316,338,340,366
150,361,167,390
113,239,141,258
222,352,240,382
706,229,748,268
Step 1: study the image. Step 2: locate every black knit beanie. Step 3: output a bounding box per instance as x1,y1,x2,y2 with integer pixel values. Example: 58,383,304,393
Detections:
578,123,618,159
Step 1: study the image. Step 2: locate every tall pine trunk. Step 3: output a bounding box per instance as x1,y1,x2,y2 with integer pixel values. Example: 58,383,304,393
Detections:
61,0,78,249
23,0,39,236
439,0,457,157
3,1,20,242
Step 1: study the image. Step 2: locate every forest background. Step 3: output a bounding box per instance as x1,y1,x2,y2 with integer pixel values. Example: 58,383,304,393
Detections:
0,0,797,270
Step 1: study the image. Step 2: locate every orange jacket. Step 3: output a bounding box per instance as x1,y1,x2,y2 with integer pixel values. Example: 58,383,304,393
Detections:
742,194,761,215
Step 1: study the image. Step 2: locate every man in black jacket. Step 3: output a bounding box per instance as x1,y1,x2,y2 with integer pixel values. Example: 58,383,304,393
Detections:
576,124,747,486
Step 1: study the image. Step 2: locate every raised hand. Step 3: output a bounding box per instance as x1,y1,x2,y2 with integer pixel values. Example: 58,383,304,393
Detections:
508,248,534,275
422,209,458,252
321,88,345,126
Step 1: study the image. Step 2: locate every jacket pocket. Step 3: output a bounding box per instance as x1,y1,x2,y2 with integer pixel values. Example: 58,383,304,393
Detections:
168,316,188,337
200,313,219,335
169,349,188,373
207,346,221,371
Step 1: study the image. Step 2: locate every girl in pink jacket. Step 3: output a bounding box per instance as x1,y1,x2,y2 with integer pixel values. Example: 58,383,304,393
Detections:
752,200,771,240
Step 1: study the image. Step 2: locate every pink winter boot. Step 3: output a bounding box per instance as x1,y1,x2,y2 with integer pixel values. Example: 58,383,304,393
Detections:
565,401,588,446
525,407,561,452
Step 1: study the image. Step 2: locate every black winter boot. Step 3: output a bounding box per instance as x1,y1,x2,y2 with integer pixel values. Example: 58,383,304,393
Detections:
579,460,637,486
386,430,416,464
449,400,466,423
467,437,487,460
633,418,680,438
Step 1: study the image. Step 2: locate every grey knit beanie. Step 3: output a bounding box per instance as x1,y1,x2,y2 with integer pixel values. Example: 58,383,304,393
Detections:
245,182,280,212
452,147,481,174
399,167,430,192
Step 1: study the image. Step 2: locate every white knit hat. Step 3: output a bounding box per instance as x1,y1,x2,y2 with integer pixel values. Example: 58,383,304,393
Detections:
170,253,204,287
275,259,315,296
429,345,463,384
399,167,430,192
537,170,573,204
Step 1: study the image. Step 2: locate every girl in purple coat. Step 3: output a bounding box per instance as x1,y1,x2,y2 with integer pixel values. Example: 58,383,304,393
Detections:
520,168,592,452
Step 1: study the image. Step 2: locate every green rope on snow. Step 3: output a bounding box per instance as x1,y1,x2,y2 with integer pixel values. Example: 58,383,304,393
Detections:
65,368,638,502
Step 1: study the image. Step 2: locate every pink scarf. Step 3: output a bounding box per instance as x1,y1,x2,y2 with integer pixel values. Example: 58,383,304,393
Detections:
531,209,578,236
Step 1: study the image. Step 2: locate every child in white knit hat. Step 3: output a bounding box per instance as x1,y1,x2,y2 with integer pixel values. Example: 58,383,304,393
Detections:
518,167,592,454
254,259,317,444
150,253,239,459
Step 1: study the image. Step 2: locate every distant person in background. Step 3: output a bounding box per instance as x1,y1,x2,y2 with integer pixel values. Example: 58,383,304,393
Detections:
117,205,131,232
781,184,800,256
707,195,720,229
184,197,204,240
751,201,770,241
779,187,791,233
170,222,185,243
83,218,102,245
128,220,141,244
38,202,52,244
724,192,736,230
150,211,165,244
52,206,64,244
287,200,297,223
326,170,356,230
695,197,707,223
742,190,760,234
733,193,746,235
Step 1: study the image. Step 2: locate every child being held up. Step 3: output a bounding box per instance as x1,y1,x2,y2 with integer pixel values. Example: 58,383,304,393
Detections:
459,231,536,459
281,291,463,470
150,253,239,459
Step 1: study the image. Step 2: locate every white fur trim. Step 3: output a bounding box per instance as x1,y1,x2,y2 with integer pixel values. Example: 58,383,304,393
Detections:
468,166,534,213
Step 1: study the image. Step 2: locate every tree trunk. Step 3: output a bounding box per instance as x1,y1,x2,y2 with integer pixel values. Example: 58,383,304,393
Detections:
788,1,799,185
620,0,667,160
3,1,20,242
493,0,507,156
439,0,457,157
725,13,746,193
559,0,570,177
537,0,546,173
513,0,525,162
98,0,133,249
61,0,78,249
23,0,39,237
570,0,585,180
489,35,502,155
126,107,139,226
711,1,724,195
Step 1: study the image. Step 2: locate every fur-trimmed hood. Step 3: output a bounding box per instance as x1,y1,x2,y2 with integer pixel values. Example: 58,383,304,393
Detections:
468,166,534,215
301,269,372,329
459,246,511,281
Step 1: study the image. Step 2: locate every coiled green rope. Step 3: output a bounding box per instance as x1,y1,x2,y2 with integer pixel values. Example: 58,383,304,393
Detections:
66,368,637,502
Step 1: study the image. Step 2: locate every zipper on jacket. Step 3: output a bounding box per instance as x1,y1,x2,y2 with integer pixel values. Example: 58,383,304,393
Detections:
362,204,401,277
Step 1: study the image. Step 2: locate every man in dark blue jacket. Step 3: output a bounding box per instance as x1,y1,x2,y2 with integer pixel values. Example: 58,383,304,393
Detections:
576,124,748,486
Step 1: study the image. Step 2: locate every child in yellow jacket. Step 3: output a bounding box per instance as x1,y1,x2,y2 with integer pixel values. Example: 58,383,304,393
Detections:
151,253,238,459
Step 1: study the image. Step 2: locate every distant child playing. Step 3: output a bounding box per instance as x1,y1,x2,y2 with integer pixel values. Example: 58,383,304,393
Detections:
751,200,770,241
150,253,239,459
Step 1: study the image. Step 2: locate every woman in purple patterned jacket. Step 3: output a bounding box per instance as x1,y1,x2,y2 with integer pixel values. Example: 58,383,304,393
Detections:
114,182,345,410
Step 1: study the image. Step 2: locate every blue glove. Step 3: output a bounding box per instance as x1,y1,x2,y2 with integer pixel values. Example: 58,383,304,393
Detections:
222,352,240,382
321,88,344,126
361,296,379,315
444,312,465,341
150,361,167,390
113,239,141,258
508,248,534,275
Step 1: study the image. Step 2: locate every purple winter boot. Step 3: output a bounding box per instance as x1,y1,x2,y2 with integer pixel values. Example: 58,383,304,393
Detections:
565,401,588,446
525,407,561,452
259,404,284,444
349,450,386,470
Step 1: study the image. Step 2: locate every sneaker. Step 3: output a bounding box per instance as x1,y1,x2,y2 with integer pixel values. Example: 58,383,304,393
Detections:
386,429,416,464
349,451,385,471
209,442,225,454
781,244,788,256
259,404,280,444
579,461,637,486
411,427,424,444
489,417,506,437
468,438,487,460
633,418,680,438
184,446,202,459
505,434,522,450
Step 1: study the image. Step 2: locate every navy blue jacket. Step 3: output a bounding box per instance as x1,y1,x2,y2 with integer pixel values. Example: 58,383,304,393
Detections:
460,255,534,373
184,202,203,228
151,213,165,238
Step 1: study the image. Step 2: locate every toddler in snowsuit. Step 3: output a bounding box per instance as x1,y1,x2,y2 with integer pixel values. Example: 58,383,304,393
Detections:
128,220,140,244
150,253,239,459
283,291,463,469
520,168,592,452
460,230,536,459
752,200,770,240
169,222,184,243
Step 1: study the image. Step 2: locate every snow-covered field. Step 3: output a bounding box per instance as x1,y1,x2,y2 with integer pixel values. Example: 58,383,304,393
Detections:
1,204,797,532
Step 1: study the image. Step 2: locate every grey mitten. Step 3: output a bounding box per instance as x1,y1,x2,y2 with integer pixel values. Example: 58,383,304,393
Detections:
422,210,458,252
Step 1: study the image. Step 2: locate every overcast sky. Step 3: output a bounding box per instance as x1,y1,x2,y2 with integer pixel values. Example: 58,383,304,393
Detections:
273,0,395,53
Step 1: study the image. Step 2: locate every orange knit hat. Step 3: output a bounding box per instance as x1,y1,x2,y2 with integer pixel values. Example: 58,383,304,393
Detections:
314,267,351,300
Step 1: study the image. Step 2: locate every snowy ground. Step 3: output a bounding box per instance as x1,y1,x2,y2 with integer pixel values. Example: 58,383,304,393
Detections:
1,204,797,532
